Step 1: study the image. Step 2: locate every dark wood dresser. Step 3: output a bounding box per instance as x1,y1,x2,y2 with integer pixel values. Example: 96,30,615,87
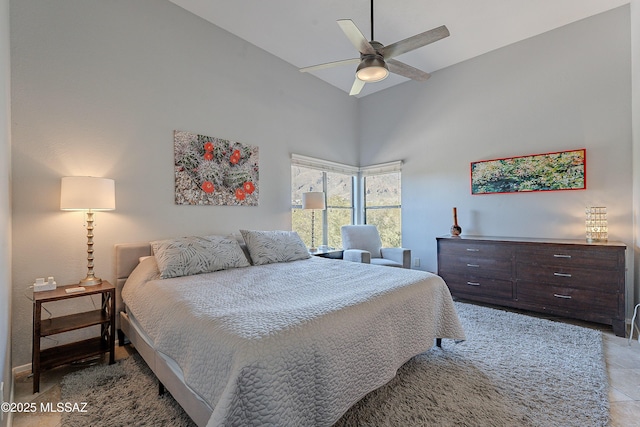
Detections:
436,235,626,336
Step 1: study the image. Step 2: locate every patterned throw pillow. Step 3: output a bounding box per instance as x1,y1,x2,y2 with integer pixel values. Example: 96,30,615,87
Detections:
151,235,250,279
239,230,311,265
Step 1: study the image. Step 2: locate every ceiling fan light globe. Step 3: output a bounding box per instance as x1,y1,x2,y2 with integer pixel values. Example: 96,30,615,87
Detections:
356,66,388,82
356,57,389,82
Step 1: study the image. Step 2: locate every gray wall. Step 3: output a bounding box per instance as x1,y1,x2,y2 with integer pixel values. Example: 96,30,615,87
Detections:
10,0,358,366
359,7,633,305
1,0,11,420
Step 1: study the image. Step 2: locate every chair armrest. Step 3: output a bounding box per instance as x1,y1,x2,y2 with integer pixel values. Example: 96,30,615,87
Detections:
380,247,411,269
343,249,371,264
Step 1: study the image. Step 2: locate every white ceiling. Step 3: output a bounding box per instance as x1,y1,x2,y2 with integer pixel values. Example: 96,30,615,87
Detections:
169,0,629,98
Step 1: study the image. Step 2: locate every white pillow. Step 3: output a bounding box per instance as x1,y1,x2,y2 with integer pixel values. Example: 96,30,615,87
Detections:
121,256,161,303
126,256,161,287
239,230,310,265
151,235,250,279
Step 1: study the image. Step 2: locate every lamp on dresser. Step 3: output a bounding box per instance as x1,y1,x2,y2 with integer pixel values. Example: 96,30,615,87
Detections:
60,176,116,286
585,206,607,242
302,191,325,252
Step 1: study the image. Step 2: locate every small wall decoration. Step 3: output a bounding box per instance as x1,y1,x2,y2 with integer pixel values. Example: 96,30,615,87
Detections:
174,130,259,205
471,148,586,195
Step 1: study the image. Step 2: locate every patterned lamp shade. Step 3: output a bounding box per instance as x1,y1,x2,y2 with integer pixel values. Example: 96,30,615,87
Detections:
585,207,607,243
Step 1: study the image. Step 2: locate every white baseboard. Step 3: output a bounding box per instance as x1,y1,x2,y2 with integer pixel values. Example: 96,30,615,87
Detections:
11,362,31,377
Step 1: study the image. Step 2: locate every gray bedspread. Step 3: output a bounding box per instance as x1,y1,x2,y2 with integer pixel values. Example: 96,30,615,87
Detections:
122,256,465,427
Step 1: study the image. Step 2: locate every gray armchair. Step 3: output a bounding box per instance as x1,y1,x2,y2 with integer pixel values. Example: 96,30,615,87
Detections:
340,225,411,268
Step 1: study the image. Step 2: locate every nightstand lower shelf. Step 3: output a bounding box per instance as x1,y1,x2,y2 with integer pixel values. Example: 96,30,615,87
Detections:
40,336,111,370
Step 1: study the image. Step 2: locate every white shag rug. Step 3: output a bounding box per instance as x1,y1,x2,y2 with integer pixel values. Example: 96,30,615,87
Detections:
61,302,609,427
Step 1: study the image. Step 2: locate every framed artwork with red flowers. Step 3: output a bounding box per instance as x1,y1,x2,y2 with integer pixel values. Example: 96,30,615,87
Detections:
174,130,259,205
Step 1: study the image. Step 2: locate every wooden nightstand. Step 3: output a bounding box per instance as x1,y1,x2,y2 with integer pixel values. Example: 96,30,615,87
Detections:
32,281,116,393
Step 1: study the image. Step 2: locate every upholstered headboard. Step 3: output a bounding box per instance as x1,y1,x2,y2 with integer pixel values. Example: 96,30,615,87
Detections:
114,242,152,327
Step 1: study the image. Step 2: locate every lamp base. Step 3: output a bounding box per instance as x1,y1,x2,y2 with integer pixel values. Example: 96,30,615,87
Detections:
79,276,102,286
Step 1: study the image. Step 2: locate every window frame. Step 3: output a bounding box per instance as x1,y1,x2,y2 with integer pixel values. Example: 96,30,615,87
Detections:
291,154,402,247
361,169,402,248
291,155,358,248
359,161,403,225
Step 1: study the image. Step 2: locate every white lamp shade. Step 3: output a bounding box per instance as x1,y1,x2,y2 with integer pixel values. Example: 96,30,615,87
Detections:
60,176,116,211
302,192,325,210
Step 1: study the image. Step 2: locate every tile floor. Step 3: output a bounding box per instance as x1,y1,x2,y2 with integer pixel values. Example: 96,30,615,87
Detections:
606,331,640,426
8,319,640,427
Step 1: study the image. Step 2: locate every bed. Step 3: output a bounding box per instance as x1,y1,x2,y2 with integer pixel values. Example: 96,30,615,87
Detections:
114,231,465,427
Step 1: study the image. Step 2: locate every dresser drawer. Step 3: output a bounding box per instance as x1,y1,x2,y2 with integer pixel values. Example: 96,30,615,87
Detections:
516,263,617,292
442,274,513,300
516,245,620,270
439,241,512,261
517,281,617,314
439,253,512,280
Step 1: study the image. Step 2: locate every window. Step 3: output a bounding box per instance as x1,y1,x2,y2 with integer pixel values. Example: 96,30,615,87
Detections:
291,154,402,249
291,155,356,249
325,171,354,248
364,172,402,248
291,166,324,248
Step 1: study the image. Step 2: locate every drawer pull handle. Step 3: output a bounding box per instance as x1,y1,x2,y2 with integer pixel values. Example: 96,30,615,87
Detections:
553,272,572,278
466,264,480,268
466,248,480,252
467,282,480,286
553,254,572,258
553,293,572,299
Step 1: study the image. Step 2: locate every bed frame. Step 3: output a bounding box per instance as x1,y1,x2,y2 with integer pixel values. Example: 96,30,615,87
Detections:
115,242,213,427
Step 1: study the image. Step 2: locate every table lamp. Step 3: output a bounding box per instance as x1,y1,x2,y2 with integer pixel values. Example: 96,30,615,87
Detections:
60,176,116,285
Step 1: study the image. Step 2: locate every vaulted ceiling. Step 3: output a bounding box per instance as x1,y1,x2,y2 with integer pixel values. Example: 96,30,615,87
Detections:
169,0,629,97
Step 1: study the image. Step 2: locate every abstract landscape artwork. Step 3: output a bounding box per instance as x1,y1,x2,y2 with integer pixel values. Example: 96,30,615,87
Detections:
471,149,586,195
174,130,259,205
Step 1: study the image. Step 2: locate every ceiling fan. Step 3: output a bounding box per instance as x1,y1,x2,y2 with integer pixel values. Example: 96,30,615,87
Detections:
300,0,450,96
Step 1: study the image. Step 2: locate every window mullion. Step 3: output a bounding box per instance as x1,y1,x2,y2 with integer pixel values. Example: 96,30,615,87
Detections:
354,173,365,225
322,172,328,247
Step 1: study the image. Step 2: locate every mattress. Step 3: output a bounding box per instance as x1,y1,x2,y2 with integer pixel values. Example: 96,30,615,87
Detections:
122,255,465,426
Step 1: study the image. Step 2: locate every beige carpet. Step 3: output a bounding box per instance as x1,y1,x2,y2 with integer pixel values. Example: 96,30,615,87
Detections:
61,302,609,426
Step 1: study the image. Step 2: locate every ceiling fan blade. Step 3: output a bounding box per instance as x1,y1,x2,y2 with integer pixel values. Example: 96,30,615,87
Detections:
387,59,431,81
349,78,366,96
300,58,360,73
337,19,376,55
382,25,450,59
